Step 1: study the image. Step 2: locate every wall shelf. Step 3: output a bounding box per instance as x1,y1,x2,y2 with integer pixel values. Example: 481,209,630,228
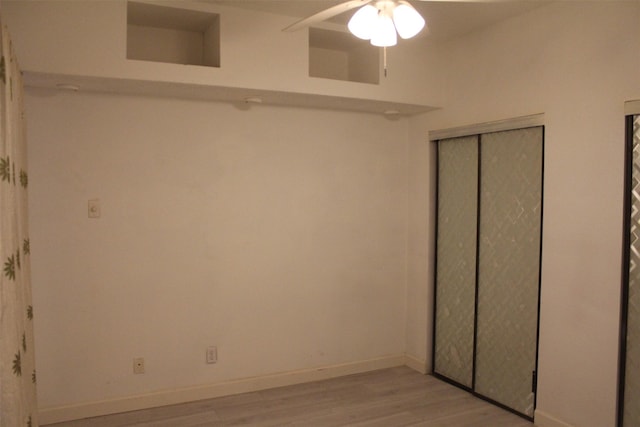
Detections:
4,0,442,116
24,71,438,116
127,2,220,68
309,28,379,85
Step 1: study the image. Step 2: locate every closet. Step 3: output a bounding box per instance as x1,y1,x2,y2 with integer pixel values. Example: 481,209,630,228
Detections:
432,120,544,420
619,108,640,427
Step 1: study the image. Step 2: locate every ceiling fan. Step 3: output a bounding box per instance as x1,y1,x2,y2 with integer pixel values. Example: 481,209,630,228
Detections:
282,0,427,47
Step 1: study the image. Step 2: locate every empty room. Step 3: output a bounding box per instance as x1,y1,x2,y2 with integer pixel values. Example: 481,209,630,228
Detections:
0,1,639,426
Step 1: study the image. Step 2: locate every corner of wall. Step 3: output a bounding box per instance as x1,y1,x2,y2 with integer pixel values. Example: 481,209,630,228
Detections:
534,410,576,427
404,354,429,374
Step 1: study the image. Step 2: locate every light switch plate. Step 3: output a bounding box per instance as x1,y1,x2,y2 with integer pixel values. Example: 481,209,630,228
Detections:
206,346,217,364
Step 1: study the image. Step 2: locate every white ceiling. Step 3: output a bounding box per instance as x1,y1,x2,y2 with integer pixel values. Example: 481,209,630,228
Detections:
207,0,548,41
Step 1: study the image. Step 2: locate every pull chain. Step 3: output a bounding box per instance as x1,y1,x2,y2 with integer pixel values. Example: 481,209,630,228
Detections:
383,46,388,78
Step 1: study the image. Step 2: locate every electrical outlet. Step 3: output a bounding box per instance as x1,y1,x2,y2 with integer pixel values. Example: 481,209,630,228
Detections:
206,346,217,364
133,357,145,374
88,199,100,218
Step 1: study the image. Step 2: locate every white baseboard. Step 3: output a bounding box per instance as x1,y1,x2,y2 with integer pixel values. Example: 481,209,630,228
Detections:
404,354,428,374
39,354,406,425
535,410,575,427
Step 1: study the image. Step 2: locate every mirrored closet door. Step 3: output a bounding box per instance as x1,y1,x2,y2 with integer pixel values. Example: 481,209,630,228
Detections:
434,135,478,389
433,124,544,420
620,112,640,427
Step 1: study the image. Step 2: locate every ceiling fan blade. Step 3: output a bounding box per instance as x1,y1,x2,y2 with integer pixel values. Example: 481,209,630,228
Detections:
282,0,371,32
412,0,522,2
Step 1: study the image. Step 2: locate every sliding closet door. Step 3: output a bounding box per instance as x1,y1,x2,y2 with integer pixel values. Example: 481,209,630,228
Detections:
434,136,478,388
475,128,543,417
621,114,640,427
433,123,543,419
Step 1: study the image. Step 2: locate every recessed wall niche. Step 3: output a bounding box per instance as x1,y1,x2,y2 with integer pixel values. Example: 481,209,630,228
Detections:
127,2,220,67
309,28,379,85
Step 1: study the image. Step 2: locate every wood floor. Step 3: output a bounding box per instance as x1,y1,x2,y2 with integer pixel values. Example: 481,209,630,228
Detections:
46,367,533,427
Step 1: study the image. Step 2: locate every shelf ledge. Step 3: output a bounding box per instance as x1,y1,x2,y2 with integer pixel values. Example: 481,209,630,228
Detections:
24,71,439,117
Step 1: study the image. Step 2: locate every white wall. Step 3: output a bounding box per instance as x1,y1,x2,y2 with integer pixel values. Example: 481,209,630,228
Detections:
10,0,640,425
406,2,640,427
25,89,409,413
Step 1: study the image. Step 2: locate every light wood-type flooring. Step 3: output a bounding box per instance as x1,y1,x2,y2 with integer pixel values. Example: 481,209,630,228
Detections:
46,366,533,427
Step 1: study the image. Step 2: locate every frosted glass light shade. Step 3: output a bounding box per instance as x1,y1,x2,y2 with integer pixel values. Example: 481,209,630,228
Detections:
348,1,424,47
371,14,397,47
393,1,425,39
347,4,378,40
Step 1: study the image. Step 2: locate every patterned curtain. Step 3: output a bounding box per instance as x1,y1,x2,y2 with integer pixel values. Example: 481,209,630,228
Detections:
0,20,38,427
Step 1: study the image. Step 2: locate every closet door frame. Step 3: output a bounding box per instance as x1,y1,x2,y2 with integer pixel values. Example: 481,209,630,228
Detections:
618,112,637,427
432,122,545,422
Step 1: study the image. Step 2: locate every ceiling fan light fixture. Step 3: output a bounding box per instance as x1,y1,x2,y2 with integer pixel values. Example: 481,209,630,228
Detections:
370,14,397,47
348,1,424,47
347,4,378,40
393,1,425,39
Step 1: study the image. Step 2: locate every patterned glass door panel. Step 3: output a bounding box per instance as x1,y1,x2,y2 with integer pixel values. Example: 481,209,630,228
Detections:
434,136,478,388
624,114,640,426
474,127,543,417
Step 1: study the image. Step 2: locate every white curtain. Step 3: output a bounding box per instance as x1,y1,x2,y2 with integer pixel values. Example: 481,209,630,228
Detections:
0,19,38,427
